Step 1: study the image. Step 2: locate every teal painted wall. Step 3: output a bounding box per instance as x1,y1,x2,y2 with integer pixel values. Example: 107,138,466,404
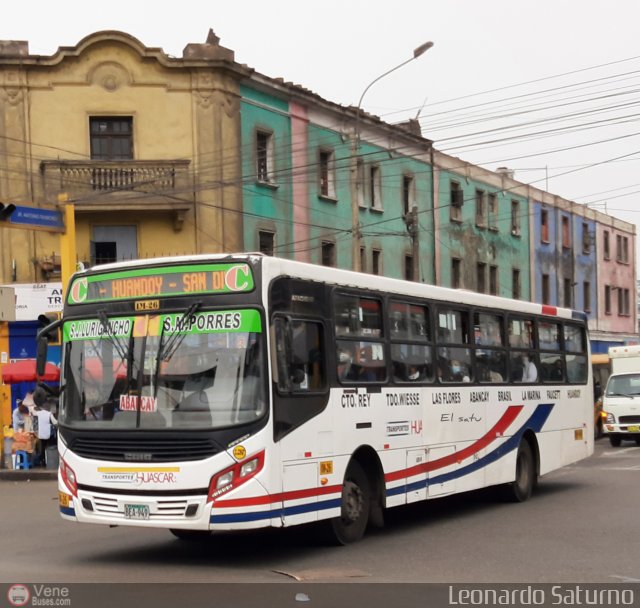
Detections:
437,170,531,299
240,86,293,257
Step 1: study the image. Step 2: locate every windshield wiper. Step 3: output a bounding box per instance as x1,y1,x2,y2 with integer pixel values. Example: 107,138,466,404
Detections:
607,392,633,398
98,310,129,362
157,302,202,363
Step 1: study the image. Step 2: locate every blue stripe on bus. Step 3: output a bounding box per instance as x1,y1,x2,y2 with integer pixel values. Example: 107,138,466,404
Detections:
60,506,76,517
387,403,554,497
211,404,554,524
210,497,341,524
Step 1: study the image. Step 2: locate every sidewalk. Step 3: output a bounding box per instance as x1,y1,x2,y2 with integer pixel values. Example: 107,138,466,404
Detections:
0,468,57,481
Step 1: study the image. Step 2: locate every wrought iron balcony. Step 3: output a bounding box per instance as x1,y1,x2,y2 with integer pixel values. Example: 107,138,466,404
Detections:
39,159,193,220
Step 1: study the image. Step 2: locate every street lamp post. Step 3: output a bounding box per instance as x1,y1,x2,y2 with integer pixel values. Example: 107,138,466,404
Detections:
350,41,434,273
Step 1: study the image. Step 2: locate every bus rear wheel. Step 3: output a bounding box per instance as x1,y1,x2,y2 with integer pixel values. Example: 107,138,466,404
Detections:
328,461,370,545
503,440,536,503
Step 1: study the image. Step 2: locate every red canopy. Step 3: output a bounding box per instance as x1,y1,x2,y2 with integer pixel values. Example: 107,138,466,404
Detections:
1,360,60,384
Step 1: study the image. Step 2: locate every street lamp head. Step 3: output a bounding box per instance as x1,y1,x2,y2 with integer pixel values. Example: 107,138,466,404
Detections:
413,41,434,59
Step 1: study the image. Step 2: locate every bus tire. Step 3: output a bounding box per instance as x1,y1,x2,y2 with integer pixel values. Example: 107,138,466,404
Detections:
169,529,212,541
504,440,535,503
609,435,622,447
328,460,370,545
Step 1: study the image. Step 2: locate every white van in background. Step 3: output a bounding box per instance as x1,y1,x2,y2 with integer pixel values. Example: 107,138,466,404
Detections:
603,345,640,447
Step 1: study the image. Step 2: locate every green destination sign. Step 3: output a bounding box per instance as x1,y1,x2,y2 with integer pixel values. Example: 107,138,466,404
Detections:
67,263,255,304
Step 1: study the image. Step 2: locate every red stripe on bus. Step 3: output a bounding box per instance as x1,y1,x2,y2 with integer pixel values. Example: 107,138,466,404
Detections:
541,305,557,316
214,405,523,509
213,483,342,508
385,405,524,483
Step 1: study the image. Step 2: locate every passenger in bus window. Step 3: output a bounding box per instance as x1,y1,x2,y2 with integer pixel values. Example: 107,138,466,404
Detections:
549,359,564,382
405,364,423,382
337,345,357,381
521,354,538,382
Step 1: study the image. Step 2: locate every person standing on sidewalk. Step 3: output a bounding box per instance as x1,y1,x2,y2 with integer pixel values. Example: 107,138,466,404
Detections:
33,405,56,467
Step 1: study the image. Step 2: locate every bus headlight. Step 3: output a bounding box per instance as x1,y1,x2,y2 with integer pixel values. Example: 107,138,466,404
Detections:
605,412,616,424
208,450,265,502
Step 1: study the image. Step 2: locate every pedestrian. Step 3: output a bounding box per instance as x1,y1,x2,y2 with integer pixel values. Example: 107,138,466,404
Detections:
33,405,57,467
12,400,34,432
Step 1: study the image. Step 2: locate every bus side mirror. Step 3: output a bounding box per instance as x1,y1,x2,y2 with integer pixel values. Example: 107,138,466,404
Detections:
36,313,62,377
36,337,48,378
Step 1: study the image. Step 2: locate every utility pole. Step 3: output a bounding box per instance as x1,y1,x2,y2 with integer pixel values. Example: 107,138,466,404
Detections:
350,41,434,273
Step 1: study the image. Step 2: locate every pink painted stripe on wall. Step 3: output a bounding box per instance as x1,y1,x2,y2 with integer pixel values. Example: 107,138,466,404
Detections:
290,102,310,263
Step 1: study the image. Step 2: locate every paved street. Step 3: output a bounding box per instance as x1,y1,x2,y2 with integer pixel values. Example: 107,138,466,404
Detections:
1,438,639,584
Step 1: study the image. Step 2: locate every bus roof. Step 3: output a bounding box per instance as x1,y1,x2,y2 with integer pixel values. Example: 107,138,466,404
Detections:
76,253,581,321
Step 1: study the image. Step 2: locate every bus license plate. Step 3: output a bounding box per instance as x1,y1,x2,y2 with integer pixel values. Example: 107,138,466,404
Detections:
628,426,640,432
124,504,150,520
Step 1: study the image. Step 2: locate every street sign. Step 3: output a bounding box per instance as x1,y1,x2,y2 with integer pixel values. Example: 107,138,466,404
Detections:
8,205,64,231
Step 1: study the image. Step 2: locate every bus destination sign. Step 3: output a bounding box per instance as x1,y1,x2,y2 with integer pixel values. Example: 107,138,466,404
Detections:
67,263,254,304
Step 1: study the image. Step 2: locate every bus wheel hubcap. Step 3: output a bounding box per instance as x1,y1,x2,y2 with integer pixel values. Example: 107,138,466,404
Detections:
343,481,363,522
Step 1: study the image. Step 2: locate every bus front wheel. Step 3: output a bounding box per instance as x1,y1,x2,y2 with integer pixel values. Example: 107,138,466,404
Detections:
504,440,536,503
328,460,370,545
609,435,622,447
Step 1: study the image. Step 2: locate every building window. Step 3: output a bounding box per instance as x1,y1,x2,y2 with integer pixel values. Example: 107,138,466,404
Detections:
256,130,274,183
582,223,590,254
618,288,631,316
402,175,415,215
624,288,631,316
451,258,461,289
476,262,486,293
318,149,336,199
90,117,133,160
258,231,274,256
616,234,629,263
563,278,572,308
360,247,366,273
356,159,365,207
404,255,414,281
369,165,382,210
91,225,137,265
512,268,521,300
542,273,550,305
605,285,612,315
603,230,610,259
511,200,520,235
583,281,591,313
488,192,498,230
475,189,486,227
450,181,463,222
372,249,381,275
321,241,335,267
541,209,549,242
489,265,498,296
562,216,571,248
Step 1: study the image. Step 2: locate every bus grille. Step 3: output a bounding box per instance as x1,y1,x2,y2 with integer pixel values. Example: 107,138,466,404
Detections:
70,437,219,462
619,416,640,424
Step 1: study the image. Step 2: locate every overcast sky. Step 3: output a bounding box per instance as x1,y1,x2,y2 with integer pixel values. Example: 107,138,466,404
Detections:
4,1,640,273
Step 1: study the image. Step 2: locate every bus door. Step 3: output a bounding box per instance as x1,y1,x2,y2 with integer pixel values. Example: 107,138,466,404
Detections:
427,445,457,497
406,449,427,503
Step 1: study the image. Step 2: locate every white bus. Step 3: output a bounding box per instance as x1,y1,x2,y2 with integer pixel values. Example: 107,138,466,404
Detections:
38,254,593,544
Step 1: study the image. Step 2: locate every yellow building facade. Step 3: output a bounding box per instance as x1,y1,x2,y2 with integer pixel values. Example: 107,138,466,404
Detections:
0,30,249,284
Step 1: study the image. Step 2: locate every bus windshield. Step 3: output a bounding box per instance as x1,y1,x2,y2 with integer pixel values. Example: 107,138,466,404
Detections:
60,308,266,429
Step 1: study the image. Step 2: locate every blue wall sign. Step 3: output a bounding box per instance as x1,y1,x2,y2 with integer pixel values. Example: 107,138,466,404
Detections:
9,205,64,230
